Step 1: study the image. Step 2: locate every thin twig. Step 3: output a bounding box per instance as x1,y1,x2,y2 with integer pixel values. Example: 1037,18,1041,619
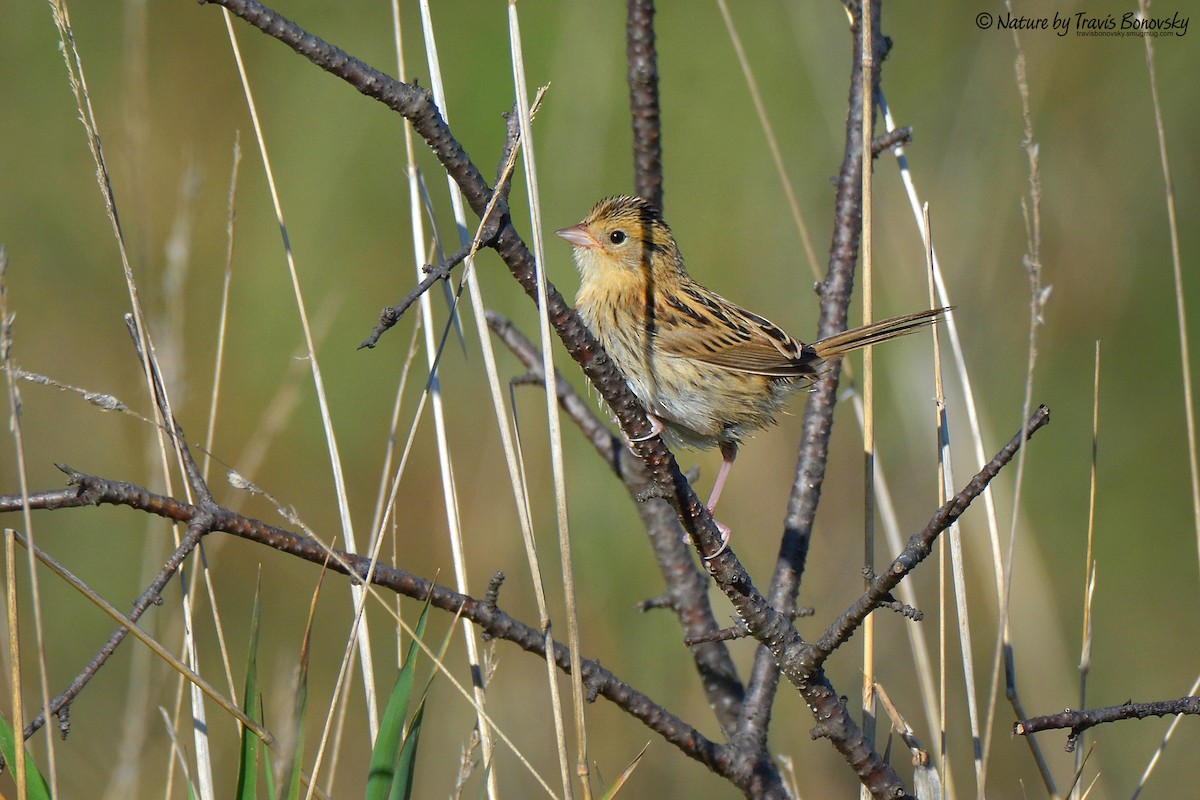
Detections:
358,246,472,350
23,523,207,739
870,126,911,155
1015,697,1200,746
683,608,815,647
804,405,1050,672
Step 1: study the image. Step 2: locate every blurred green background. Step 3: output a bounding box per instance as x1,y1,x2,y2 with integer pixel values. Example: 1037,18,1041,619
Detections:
1,1,1198,797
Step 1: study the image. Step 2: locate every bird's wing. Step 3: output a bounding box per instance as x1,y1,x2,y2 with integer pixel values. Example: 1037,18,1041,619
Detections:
655,284,820,377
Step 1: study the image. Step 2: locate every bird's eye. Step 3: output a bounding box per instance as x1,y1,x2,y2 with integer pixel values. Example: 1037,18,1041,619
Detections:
609,230,627,245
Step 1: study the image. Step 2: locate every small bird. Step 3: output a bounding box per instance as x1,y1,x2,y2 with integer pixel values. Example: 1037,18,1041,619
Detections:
557,195,944,554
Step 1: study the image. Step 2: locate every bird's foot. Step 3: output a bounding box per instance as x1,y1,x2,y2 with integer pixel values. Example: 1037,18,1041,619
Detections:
703,519,732,560
625,412,664,450
682,517,732,559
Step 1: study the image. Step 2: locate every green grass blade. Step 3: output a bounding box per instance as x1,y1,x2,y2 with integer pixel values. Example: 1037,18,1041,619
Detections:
366,598,431,799
473,759,493,800
281,576,320,800
235,574,264,800
263,698,277,800
366,660,414,798
0,712,53,799
284,626,311,800
389,703,424,800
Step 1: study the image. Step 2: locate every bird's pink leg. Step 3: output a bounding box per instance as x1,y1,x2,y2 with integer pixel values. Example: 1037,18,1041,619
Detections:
702,443,737,558
705,454,733,515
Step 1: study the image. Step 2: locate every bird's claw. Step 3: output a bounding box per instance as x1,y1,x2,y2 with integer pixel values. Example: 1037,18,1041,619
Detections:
627,412,664,444
702,520,732,560
683,518,732,560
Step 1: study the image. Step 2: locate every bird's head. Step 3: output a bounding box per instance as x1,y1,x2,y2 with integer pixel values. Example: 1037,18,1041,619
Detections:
556,195,687,285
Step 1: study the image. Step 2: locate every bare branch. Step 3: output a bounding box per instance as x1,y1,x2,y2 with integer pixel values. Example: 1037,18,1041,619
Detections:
1015,696,1200,752
2,469,740,776
805,405,1051,671
626,0,664,209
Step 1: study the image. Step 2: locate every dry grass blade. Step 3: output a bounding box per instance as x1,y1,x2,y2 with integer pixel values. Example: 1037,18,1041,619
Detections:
181,573,216,800
217,4,382,766
161,167,221,797
876,681,940,800
715,0,819,275
151,151,236,797
1135,0,1200,575
202,133,243,484
2,254,33,800
1063,743,1096,800
923,206,967,795
409,3,501,795
159,707,197,798
3,523,27,800
1,241,56,800
878,92,1005,786
858,6,879,790
597,742,648,800
1073,341,1101,798
126,310,218,798
508,5,587,796
366,304,424,549
981,8,1054,797
878,82,1008,660
1129,21,1200,769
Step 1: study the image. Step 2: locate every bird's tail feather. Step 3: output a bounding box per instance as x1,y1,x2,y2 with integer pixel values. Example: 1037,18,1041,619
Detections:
812,307,948,360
